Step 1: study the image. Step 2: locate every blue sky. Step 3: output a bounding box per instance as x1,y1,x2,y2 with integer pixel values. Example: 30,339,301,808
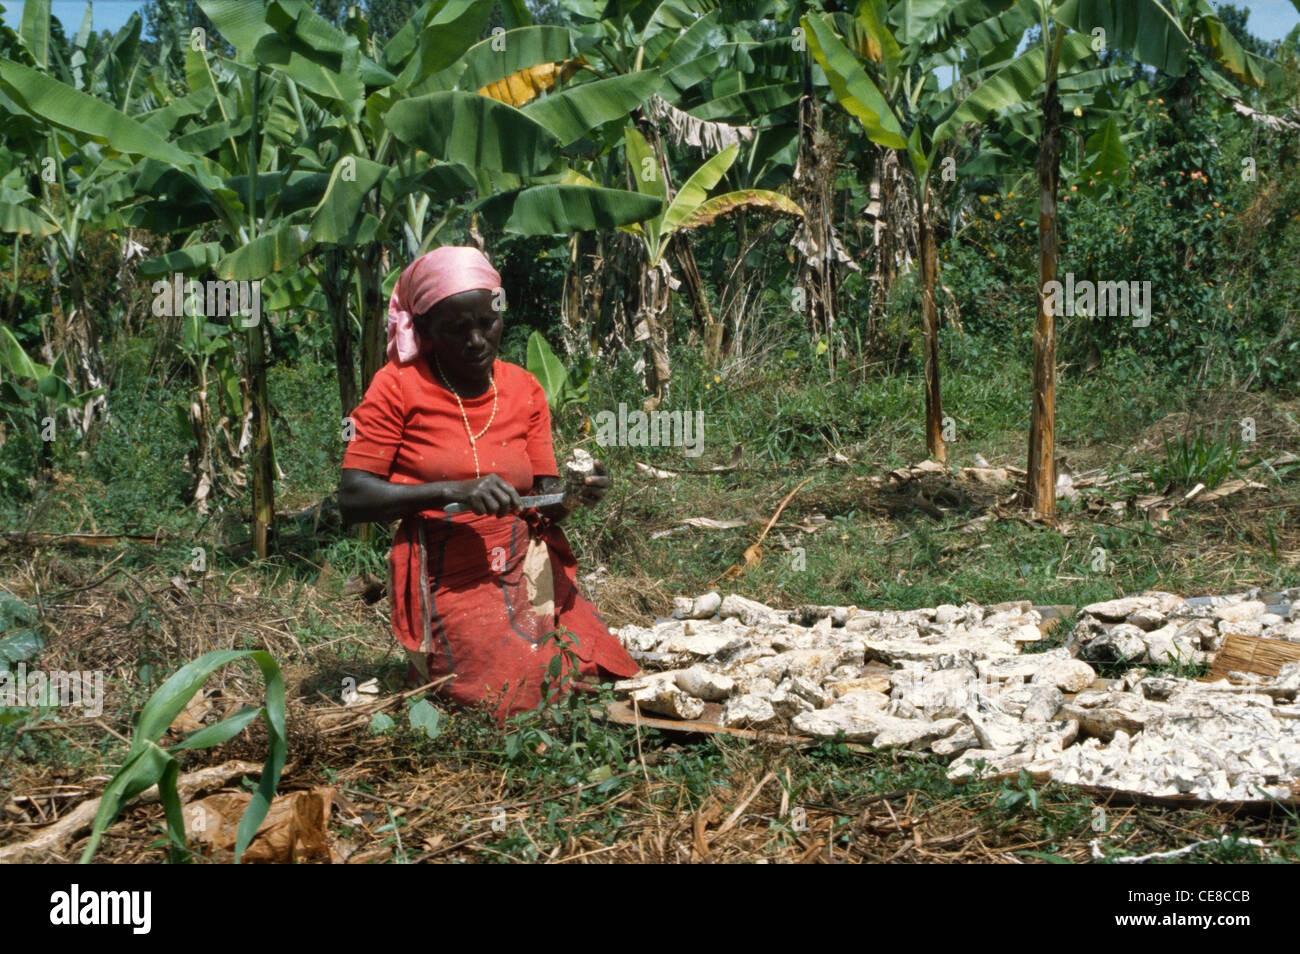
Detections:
3,0,1300,43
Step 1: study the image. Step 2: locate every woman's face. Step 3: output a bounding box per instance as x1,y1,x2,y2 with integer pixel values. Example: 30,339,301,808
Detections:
415,288,502,383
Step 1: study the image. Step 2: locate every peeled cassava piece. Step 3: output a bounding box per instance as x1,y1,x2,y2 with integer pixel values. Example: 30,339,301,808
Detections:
562,448,596,506
611,587,1300,801
673,591,722,619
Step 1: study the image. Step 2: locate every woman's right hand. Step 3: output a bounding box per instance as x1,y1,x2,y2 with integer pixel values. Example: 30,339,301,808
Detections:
449,474,523,516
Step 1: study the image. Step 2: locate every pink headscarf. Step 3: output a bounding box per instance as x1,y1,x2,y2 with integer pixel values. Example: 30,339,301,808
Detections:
386,246,503,364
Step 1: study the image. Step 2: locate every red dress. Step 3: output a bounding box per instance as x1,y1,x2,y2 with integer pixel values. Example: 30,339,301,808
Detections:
342,357,637,722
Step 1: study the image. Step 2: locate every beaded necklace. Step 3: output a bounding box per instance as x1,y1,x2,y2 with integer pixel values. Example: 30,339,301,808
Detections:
431,353,498,478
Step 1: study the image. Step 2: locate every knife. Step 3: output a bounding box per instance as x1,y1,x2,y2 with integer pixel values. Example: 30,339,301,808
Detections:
441,492,567,515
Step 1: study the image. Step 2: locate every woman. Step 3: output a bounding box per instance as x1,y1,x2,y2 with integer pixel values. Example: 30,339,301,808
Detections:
338,246,638,723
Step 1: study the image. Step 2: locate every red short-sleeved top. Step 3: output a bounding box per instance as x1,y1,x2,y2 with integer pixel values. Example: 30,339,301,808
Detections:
342,358,557,507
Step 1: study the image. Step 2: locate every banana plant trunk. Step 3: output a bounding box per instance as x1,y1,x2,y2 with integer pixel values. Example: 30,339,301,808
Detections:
41,238,107,435
794,94,840,353
918,193,946,463
246,65,275,558
319,247,359,415
358,242,387,390
560,233,583,355
671,235,721,364
65,259,109,432
246,318,275,557
1027,75,1062,519
637,256,674,412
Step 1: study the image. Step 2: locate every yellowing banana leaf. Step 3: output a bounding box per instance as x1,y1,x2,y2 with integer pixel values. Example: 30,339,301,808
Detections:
852,1,901,79
660,144,738,238
457,25,573,93
0,201,58,238
802,13,908,151
1194,11,1267,88
555,169,600,188
478,59,583,107
674,189,804,231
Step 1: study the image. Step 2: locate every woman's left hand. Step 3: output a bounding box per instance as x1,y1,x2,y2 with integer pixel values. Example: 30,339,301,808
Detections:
574,459,611,507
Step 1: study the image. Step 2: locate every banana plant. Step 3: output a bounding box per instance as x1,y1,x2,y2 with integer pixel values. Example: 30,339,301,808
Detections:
4,14,301,552
202,0,665,400
803,0,1200,472
0,325,100,476
1012,0,1289,516
857,0,1253,512
803,1,1037,463
620,131,802,404
0,0,156,433
136,0,663,550
557,0,807,370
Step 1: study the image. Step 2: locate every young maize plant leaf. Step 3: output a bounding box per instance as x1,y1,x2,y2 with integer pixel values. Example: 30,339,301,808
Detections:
79,649,286,864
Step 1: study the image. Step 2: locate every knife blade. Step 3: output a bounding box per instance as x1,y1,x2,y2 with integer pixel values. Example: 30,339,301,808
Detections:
441,492,566,515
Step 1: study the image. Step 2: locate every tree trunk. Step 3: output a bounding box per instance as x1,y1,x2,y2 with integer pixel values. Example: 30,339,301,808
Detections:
918,195,946,463
240,279,276,557
718,212,745,359
358,243,387,391
588,232,606,351
64,255,109,433
1027,73,1062,519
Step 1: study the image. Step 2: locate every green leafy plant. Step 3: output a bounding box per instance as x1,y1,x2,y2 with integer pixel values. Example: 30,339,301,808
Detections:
0,591,40,669
526,331,591,411
407,697,443,740
994,769,1044,815
80,649,286,864
0,592,42,728
501,627,626,788
1148,426,1242,491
